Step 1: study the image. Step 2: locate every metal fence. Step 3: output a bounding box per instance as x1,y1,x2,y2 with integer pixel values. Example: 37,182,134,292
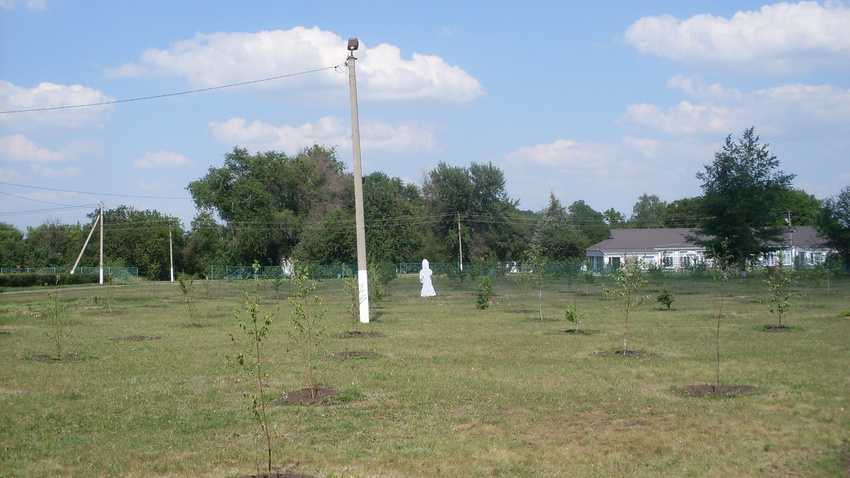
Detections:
0,267,139,281
202,260,592,281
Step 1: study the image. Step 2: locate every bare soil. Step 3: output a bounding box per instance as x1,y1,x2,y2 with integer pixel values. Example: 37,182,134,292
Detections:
762,325,793,332
113,335,161,341
275,387,342,406
675,384,760,396
593,350,651,358
339,330,383,338
322,351,375,360
237,472,315,478
562,329,599,335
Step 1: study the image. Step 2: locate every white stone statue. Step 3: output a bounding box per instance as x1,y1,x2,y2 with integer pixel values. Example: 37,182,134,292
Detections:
419,259,436,297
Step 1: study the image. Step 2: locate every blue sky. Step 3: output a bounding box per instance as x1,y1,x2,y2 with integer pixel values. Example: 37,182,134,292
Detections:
1,0,849,231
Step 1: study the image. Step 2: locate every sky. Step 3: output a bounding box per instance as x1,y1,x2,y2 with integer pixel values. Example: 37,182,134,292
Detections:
1,0,849,231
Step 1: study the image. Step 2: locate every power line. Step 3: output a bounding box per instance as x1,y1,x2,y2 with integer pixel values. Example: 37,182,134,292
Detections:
0,65,342,114
0,181,190,200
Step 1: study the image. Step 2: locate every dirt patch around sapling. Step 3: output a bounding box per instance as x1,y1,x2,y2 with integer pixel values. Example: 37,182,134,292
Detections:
113,335,161,341
237,470,315,478
336,330,384,338
562,329,599,335
675,384,760,397
762,325,794,332
593,350,651,358
31,354,87,362
322,351,376,360
275,387,343,406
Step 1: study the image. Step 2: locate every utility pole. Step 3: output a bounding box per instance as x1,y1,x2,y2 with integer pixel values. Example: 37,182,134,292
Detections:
347,38,370,323
99,202,104,284
457,212,463,272
168,222,174,282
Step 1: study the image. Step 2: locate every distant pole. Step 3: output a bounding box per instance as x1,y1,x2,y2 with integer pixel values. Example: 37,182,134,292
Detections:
98,202,104,284
457,212,463,272
347,38,370,323
168,222,175,282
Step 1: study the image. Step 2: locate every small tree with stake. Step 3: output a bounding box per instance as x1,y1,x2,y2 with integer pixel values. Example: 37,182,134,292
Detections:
287,263,327,400
760,252,799,329
602,259,650,354
229,286,277,477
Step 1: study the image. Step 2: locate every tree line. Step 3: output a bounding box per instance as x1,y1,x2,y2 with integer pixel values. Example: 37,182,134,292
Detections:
2,128,848,280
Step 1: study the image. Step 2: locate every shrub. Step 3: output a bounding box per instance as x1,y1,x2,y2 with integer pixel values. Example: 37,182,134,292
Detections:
476,276,492,309
0,273,99,288
657,286,674,310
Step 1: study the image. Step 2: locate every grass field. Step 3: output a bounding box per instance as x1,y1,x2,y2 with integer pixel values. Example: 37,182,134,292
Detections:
1,271,848,477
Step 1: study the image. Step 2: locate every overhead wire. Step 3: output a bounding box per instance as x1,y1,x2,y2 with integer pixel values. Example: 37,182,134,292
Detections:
0,65,343,114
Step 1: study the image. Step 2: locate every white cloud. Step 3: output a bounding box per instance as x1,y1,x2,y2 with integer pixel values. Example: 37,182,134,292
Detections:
505,139,615,169
0,135,67,163
133,151,192,168
107,26,483,104
209,116,438,155
0,80,114,131
624,1,850,74
621,75,850,138
30,164,82,178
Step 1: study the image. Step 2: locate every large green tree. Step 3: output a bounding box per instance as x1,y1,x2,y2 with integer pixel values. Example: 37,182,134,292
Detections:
23,220,88,268
816,185,850,266
531,193,588,261
182,211,230,276
98,205,184,280
773,189,822,227
662,197,703,228
691,127,795,268
0,223,24,268
629,194,667,228
422,161,527,262
567,200,609,246
187,145,349,265
293,171,424,265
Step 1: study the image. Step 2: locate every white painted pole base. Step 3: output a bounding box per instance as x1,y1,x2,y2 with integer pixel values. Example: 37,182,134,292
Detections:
358,271,370,323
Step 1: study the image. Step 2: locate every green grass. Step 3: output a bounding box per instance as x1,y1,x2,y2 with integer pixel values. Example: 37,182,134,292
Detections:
1,273,848,477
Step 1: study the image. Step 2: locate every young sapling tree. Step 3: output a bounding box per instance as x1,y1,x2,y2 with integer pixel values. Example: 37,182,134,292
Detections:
45,288,71,361
760,252,799,328
287,263,327,399
601,259,650,354
229,286,278,477
656,286,674,310
342,275,361,333
476,275,493,310
710,250,732,391
178,272,198,326
564,297,587,332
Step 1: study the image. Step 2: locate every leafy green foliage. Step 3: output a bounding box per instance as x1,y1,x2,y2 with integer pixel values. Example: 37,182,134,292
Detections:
423,161,528,262
564,300,586,328
44,288,71,360
98,205,183,280
760,254,798,327
567,200,609,246
287,263,327,398
629,193,667,228
656,286,674,310
602,259,650,353
476,275,492,309
177,272,198,326
0,273,99,288
691,127,795,269
532,193,588,261
816,185,850,267
229,286,277,476
342,275,361,332
188,145,349,265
